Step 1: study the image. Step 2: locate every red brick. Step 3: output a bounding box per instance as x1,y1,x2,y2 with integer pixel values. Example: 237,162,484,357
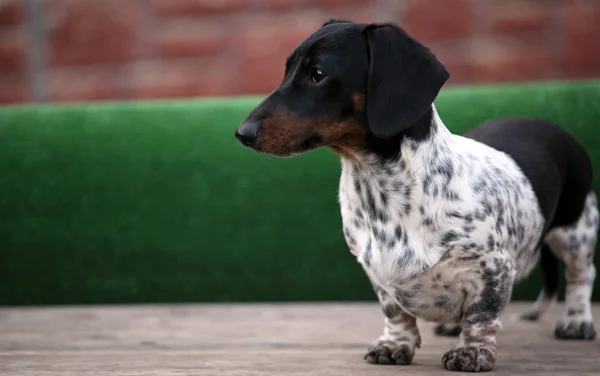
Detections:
0,71,27,103
153,0,246,16
400,0,475,42
265,0,304,11
158,22,227,59
443,61,475,84
127,58,232,99
491,0,551,34
230,7,380,94
0,0,23,28
311,0,374,8
48,66,122,102
232,19,320,94
47,0,144,66
562,3,600,76
0,44,24,72
0,28,25,72
426,40,473,84
318,4,376,23
468,36,555,83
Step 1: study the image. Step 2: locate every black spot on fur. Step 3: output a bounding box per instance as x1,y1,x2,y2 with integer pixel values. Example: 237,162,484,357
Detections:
376,209,389,223
365,185,377,219
423,176,432,194
398,244,416,269
434,295,451,309
380,191,388,206
472,179,487,194
353,177,362,193
443,187,461,201
568,233,578,245
475,210,486,221
387,238,396,249
441,230,461,246
344,227,356,246
482,199,493,216
487,234,495,251
403,185,412,200
410,140,419,152
382,303,402,319
374,226,388,244
395,225,403,240
517,224,525,242
463,225,476,233
446,210,463,219
462,243,475,251
364,239,372,267
402,232,410,247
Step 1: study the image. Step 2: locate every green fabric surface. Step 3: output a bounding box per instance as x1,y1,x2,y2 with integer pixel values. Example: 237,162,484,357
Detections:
1,79,600,306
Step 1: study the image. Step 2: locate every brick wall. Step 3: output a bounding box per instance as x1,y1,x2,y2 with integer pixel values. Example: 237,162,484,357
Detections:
1,0,599,104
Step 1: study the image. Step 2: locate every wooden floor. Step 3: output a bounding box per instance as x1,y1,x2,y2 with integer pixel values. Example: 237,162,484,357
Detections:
0,303,598,375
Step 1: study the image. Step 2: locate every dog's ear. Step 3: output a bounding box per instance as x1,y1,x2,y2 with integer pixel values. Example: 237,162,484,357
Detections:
364,23,449,139
322,19,353,27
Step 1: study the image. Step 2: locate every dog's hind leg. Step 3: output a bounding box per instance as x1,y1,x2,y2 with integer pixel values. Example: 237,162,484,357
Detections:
545,190,598,340
520,244,559,321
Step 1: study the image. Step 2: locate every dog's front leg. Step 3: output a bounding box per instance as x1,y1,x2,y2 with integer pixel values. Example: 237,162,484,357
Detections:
365,283,421,366
442,252,514,372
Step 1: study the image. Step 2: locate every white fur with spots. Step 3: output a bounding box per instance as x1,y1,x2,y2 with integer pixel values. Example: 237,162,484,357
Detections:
545,191,598,340
337,104,590,369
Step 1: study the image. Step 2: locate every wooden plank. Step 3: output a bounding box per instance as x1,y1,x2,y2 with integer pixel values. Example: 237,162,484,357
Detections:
0,303,599,375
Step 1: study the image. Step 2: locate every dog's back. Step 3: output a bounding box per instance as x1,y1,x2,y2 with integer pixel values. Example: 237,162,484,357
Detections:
464,117,593,233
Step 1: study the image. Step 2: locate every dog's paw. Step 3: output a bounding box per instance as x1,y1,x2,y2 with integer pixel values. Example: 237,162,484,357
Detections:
442,346,495,372
364,340,416,365
554,318,596,340
434,323,462,337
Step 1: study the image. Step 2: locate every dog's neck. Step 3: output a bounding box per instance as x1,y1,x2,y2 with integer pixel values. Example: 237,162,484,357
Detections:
341,104,455,182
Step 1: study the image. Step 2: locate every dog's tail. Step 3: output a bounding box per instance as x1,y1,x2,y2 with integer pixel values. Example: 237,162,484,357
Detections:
520,243,559,321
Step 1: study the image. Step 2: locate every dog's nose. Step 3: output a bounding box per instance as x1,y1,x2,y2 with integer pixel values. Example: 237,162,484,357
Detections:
235,121,260,146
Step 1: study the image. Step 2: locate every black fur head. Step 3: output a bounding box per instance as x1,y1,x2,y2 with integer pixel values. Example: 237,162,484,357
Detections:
234,20,449,159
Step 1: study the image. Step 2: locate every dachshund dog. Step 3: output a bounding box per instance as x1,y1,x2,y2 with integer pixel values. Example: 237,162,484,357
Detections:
235,20,597,372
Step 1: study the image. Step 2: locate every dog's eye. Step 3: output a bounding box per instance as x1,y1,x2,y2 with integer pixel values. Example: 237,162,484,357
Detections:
310,67,327,83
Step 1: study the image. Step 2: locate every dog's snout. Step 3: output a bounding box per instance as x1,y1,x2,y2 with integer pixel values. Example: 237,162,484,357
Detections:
235,121,260,147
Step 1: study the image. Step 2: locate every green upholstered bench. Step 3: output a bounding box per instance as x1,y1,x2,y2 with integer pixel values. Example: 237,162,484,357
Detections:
1,79,599,305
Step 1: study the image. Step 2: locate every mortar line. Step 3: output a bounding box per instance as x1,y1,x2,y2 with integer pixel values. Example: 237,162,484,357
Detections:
24,0,47,102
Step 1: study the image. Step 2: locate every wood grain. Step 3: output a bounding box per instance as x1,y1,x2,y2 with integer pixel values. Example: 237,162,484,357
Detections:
0,303,599,375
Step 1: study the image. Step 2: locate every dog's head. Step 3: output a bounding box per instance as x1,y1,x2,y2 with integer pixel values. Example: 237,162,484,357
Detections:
234,20,449,158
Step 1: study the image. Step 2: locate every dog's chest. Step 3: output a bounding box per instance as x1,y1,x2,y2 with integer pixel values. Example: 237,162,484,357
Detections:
338,137,546,298
338,161,442,286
